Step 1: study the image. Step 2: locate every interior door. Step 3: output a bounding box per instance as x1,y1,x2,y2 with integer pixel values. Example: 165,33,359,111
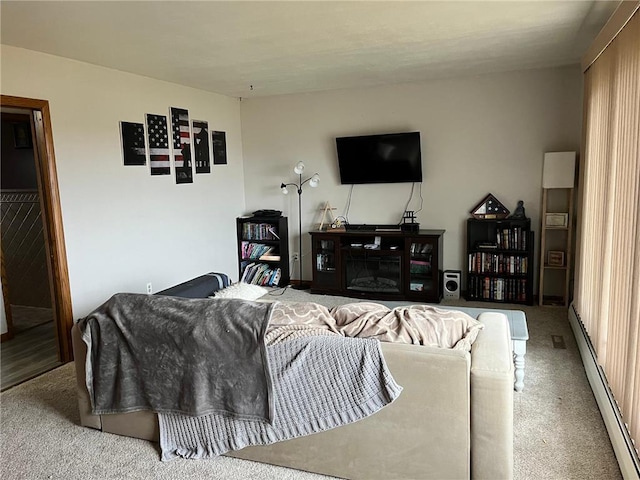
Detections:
0,95,73,362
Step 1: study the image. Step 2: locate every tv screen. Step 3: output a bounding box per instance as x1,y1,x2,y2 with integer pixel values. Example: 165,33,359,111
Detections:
336,132,422,184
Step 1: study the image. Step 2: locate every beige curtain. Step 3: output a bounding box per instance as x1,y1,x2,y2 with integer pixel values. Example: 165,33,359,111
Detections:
575,9,640,453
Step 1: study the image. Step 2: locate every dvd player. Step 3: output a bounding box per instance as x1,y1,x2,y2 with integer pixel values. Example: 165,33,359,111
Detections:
345,224,402,232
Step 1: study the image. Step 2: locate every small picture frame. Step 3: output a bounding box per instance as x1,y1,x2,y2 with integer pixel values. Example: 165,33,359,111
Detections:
548,250,565,267
545,213,568,228
13,122,33,148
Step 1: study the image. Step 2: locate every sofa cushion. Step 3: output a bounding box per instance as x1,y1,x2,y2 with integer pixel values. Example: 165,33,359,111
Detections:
212,282,268,301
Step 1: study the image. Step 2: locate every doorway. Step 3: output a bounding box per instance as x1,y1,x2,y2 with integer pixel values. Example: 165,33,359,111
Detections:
0,95,73,390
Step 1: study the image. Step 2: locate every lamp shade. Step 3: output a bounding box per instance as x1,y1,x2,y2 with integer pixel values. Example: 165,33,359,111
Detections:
294,161,305,175
309,174,320,187
542,152,576,188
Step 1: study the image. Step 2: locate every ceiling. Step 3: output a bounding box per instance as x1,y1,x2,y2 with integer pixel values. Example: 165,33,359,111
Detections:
0,1,619,98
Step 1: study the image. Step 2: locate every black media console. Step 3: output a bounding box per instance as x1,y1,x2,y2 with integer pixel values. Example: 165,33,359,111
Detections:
309,229,444,303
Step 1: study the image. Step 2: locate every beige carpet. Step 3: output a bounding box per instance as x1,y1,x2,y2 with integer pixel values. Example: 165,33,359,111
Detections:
0,289,622,479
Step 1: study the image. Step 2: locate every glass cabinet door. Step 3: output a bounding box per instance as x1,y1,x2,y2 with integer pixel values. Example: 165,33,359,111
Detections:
408,240,435,296
312,236,339,289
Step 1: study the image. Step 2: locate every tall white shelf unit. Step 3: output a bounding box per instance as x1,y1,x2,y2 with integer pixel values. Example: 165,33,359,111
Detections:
539,152,576,307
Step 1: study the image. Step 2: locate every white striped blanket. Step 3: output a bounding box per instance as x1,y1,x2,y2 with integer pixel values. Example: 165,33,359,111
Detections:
266,301,484,351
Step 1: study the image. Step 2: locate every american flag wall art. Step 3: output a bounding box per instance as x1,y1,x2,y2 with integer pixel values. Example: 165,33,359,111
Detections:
192,120,211,174
146,113,171,175
170,107,193,184
120,121,147,166
212,130,227,165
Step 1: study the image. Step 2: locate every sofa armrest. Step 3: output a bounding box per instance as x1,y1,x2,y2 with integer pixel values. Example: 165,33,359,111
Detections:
155,272,230,298
471,312,514,480
72,272,230,431
71,323,102,430
232,343,472,480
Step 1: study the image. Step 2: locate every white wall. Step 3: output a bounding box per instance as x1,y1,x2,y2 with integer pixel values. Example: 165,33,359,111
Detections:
1,46,246,317
240,66,583,284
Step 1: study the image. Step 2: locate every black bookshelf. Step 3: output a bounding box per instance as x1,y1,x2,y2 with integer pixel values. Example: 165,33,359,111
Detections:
236,215,289,287
466,218,534,305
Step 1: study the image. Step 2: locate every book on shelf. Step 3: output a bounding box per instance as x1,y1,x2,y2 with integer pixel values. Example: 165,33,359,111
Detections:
270,268,282,286
248,264,268,284
259,254,281,261
244,264,261,284
252,266,268,285
267,226,280,240
240,262,255,283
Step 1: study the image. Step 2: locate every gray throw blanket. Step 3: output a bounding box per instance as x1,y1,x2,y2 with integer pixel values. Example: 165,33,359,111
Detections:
159,335,403,460
77,294,274,422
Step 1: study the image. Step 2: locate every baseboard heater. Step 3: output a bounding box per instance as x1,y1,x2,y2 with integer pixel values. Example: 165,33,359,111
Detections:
569,304,640,479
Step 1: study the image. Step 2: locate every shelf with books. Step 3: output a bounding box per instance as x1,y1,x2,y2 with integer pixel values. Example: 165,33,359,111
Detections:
466,218,534,305
468,252,529,275
467,276,529,303
239,261,282,286
240,241,281,261
240,221,281,241
236,215,289,287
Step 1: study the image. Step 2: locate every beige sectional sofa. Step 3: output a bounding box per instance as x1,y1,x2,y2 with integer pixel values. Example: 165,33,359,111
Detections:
72,309,513,479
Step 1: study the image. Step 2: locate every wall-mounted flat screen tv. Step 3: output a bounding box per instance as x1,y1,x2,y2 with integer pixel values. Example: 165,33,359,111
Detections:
336,131,422,184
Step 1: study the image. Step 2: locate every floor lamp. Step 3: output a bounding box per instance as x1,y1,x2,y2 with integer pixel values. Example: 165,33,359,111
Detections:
281,161,320,290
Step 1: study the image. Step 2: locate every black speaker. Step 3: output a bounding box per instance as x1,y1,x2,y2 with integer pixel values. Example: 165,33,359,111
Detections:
443,270,461,300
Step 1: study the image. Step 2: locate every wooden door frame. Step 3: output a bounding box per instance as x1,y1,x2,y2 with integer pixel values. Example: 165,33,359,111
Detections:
1,95,73,362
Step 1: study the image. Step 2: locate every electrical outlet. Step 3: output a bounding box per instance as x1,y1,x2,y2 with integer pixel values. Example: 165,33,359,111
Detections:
146,283,152,294
292,252,299,262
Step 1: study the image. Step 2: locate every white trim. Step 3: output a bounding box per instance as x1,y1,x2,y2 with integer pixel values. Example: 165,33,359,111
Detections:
568,304,640,479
